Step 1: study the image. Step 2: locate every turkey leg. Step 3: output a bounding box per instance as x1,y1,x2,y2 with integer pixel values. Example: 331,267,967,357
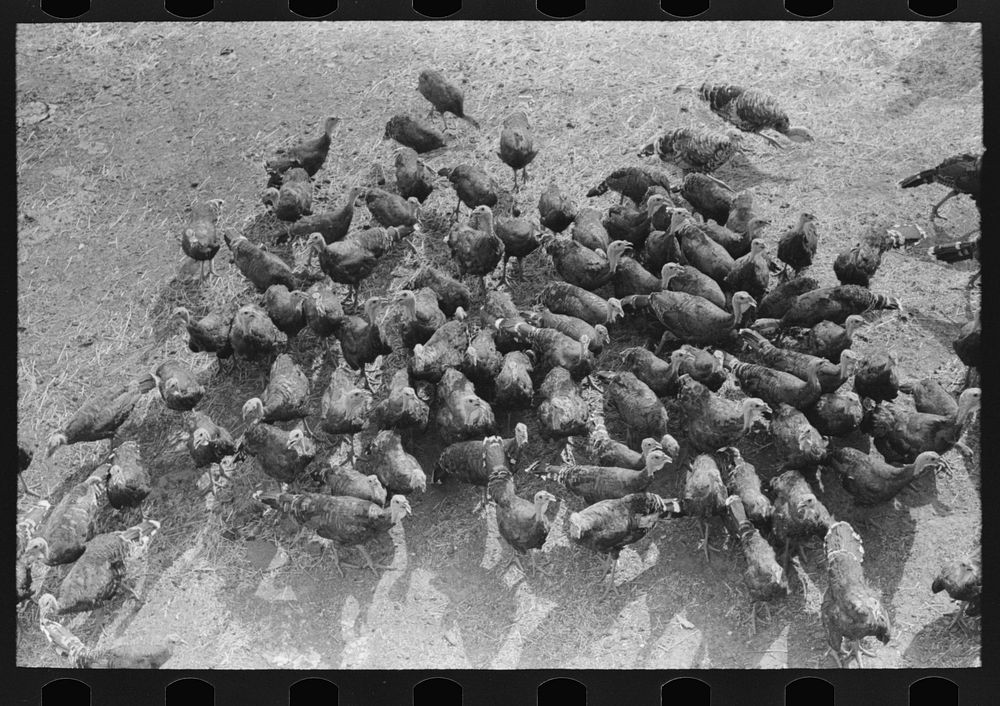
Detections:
930,189,959,220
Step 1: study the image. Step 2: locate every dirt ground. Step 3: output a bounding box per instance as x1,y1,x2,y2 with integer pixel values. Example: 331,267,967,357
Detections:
16,21,981,669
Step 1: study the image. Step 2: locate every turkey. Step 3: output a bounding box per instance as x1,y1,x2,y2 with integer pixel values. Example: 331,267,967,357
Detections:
930,234,981,291
603,201,652,248
104,440,150,510
488,463,559,576
600,371,670,447
768,314,866,364
775,213,820,277
393,288,448,349
395,147,436,203
682,453,729,561
265,116,339,187
724,495,788,636
568,492,683,593
621,289,756,353
178,199,224,281
538,281,624,327
538,182,578,233
862,387,981,463
41,519,160,615
16,498,51,601
723,237,771,300
503,319,593,381
365,188,421,231
38,611,183,669
808,391,866,437
619,347,686,397
186,411,236,468
370,369,430,432
756,275,819,320
224,232,297,292
229,304,284,363
325,452,387,506
493,350,535,414
725,190,755,233
262,167,312,222
953,312,980,387
821,521,891,668
692,83,814,147
255,489,412,576
402,265,472,317
899,378,958,417
497,111,538,191
494,216,541,285
700,215,769,260
302,281,345,338
45,379,152,459
307,226,409,308
537,366,590,450
417,69,480,129
318,366,375,441
588,165,673,206
444,204,504,294
240,405,316,483
854,351,899,403
605,241,662,299
770,469,833,569
826,448,946,507
833,225,908,287
263,284,309,338
31,472,107,565
410,319,470,383
436,368,496,444
357,430,427,495
543,234,612,291
639,126,744,173
244,354,310,423
434,424,530,512
534,448,672,505
770,403,829,473
739,328,859,393
670,211,736,284
462,326,503,389
384,114,447,154
676,374,771,452
722,351,826,410
571,207,612,253
660,262,726,310
438,164,499,219
676,172,734,225
899,152,981,220
716,447,773,531
282,186,365,245
172,307,234,366
334,300,392,389
521,309,609,355
677,344,728,391
139,360,205,412
931,550,982,632
779,285,900,328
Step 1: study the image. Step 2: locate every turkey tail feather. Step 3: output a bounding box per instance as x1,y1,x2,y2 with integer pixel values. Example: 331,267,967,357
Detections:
869,293,901,311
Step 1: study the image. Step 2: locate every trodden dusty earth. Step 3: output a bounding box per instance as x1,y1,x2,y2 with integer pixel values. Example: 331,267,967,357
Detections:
16,22,981,669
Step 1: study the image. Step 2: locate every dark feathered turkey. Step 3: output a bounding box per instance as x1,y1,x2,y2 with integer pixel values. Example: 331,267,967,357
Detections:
187,411,236,468
224,232,297,292
229,304,284,363
384,114,447,154
178,200,224,281
173,307,234,364
265,116,339,187
588,166,672,206
899,152,981,219
497,111,537,191
395,148,436,203
417,69,480,129
45,380,151,458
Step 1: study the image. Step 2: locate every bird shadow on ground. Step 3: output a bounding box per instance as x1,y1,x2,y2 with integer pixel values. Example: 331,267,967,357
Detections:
884,24,981,118
901,306,964,352
902,612,979,666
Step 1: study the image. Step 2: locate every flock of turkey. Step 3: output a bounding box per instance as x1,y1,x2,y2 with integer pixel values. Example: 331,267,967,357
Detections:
17,69,982,669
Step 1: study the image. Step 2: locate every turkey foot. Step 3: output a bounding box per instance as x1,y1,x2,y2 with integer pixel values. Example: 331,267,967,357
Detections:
929,189,959,220
823,645,848,668
946,604,976,633
696,520,722,563
18,475,41,497
472,485,490,516
758,132,785,149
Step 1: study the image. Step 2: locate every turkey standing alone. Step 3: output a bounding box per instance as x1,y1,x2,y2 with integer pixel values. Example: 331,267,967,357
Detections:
417,69,480,129
497,111,538,192
265,116,340,188
691,82,814,147
931,550,982,632
384,114,448,154
833,226,908,288
178,199,225,281
899,152,981,220
639,126,744,173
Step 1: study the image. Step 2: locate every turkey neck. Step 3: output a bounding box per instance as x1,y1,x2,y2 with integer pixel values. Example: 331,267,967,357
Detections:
534,496,553,522
740,403,758,435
